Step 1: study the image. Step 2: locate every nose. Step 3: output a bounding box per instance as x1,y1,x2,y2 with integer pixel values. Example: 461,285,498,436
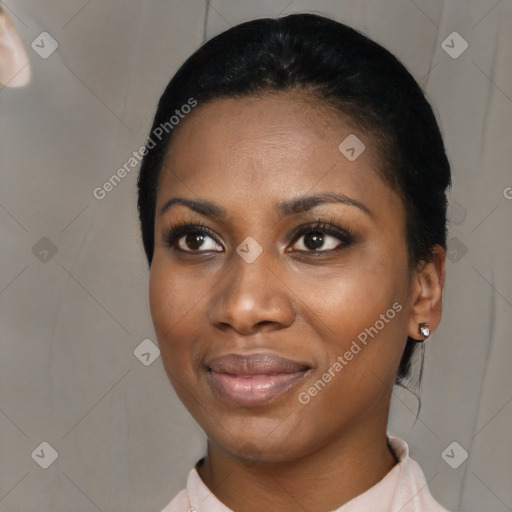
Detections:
208,249,295,336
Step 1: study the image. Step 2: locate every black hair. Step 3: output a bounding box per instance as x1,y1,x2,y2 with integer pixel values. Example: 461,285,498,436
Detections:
137,13,451,390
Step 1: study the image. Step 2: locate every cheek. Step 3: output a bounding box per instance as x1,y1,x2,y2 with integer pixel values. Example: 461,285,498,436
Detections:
293,270,407,417
149,258,204,332
149,265,174,334
293,258,402,335
289,253,410,388
149,262,190,361
148,259,211,376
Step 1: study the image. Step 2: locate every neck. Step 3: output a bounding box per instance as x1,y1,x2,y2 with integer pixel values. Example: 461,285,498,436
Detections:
196,418,398,512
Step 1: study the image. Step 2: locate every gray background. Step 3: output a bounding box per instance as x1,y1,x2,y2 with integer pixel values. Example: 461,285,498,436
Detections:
1,1,511,511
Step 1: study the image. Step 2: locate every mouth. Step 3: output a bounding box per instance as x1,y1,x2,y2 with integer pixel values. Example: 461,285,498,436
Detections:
206,352,312,407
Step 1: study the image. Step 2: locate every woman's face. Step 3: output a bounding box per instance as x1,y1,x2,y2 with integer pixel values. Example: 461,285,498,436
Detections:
150,92,422,462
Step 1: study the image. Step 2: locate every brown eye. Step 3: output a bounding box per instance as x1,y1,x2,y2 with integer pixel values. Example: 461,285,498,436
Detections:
178,232,222,252
163,224,223,253
294,231,341,251
289,220,355,253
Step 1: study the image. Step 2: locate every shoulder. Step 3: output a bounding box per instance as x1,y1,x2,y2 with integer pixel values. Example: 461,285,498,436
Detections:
397,454,452,511
388,436,452,512
159,487,189,512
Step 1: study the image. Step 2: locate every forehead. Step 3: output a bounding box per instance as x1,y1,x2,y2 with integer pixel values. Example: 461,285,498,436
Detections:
156,92,401,222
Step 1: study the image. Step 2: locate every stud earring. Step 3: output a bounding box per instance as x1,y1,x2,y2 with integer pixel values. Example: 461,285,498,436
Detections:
418,322,430,341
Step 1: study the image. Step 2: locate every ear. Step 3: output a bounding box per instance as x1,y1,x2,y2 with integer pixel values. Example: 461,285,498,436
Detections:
407,244,446,341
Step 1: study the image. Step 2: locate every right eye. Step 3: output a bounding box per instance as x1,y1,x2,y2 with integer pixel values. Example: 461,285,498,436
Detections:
163,223,224,253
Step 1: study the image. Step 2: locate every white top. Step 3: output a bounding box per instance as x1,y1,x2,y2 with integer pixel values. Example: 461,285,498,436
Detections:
160,436,451,512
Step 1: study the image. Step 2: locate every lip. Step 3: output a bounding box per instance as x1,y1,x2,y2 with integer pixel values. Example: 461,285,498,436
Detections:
206,352,311,407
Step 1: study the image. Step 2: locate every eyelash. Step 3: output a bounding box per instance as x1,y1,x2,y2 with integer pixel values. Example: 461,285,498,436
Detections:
162,218,357,254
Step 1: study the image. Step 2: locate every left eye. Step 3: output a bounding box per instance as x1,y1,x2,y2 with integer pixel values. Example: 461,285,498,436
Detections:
290,228,346,252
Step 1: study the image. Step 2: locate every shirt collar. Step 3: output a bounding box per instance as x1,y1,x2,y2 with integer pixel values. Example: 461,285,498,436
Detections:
185,436,414,512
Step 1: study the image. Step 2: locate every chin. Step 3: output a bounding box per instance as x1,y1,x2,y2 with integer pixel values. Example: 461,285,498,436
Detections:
204,415,315,464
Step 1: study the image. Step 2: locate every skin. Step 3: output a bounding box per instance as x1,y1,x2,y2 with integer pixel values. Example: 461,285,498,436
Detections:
149,91,446,512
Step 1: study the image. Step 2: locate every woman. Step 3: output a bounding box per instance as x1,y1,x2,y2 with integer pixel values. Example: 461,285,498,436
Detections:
137,13,451,512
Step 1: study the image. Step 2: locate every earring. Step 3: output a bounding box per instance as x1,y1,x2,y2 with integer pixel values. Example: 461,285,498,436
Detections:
418,322,430,341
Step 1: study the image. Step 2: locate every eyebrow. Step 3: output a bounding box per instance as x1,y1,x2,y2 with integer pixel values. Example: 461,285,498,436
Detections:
158,192,372,219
